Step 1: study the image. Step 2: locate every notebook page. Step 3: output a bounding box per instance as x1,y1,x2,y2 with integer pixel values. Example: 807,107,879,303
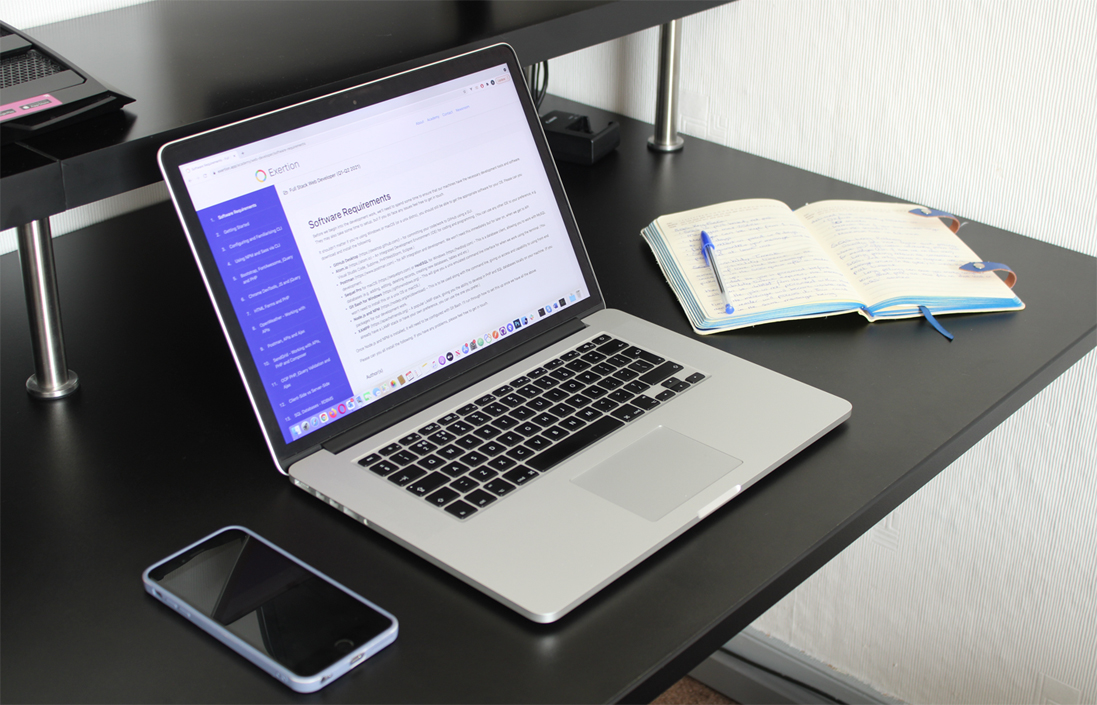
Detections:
795,201,1019,314
654,199,863,319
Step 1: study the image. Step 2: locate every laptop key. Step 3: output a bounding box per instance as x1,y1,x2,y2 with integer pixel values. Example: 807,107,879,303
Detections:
451,476,479,493
662,378,691,393
465,411,491,426
443,499,478,521
408,472,449,496
439,460,470,477
444,500,477,519
367,459,397,476
388,466,427,486
436,444,463,460
510,405,536,420
448,420,473,435
465,489,497,507
455,435,482,450
506,445,535,461
357,453,381,467
408,440,437,455
542,426,569,442
567,393,592,408
469,466,498,482
487,455,517,472
525,435,552,451
427,430,457,445
532,413,557,427
639,360,684,385
473,425,501,440
426,486,462,507
390,450,418,466
527,416,623,472
419,455,444,470
517,384,542,399
576,407,602,422
544,388,569,402
685,372,706,384
462,450,489,466
596,338,627,355
479,441,506,456
610,404,644,422
548,402,575,418
497,431,524,446
502,466,539,485
559,416,586,431
484,478,517,496
607,390,633,404
527,397,552,412
613,368,639,381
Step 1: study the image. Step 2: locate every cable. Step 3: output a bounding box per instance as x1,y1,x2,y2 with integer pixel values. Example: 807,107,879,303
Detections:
526,61,548,110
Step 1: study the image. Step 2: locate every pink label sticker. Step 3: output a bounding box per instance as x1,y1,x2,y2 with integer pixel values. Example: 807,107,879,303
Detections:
0,93,62,123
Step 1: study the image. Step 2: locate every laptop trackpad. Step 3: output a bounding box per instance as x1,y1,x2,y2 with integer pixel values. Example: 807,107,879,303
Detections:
571,427,743,522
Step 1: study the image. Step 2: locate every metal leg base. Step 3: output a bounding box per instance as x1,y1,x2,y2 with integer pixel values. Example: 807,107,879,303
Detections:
28,370,80,399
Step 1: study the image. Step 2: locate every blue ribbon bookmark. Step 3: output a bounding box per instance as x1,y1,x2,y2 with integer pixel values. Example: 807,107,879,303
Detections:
910,206,961,233
918,306,953,341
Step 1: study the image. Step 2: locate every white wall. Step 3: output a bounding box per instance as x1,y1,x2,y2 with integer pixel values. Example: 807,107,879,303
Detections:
549,2,1096,703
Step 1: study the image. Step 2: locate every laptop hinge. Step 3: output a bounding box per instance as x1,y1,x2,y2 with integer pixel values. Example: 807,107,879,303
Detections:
320,317,588,456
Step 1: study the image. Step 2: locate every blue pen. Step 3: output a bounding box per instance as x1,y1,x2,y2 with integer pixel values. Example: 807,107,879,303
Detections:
700,231,734,315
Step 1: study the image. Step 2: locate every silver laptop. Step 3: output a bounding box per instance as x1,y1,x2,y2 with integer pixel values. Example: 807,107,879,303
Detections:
158,44,850,623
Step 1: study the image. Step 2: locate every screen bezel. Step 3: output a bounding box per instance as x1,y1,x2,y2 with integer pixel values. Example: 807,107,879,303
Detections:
158,44,604,470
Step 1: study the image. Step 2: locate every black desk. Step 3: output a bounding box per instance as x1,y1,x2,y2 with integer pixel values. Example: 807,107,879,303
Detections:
3,95,1094,703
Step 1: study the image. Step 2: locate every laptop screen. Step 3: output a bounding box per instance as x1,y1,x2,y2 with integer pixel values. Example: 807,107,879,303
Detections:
164,48,597,451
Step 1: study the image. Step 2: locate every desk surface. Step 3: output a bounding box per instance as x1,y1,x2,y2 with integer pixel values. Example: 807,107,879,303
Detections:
2,96,1094,703
0,0,722,229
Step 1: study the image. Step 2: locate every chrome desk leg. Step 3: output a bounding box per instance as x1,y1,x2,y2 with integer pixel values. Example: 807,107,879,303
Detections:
17,218,79,399
648,19,685,152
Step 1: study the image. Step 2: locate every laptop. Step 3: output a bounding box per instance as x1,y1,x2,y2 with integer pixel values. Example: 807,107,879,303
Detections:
158,44,851,623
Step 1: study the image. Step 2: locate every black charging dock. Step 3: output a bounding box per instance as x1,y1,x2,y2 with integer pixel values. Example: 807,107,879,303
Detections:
1,21,134,145
541,110,620,165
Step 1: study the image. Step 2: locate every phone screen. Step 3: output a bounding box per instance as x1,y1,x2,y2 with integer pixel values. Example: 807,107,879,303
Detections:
146,528,394,678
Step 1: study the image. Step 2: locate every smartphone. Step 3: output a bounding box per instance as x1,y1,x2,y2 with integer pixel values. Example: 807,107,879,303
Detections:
143,526,397,692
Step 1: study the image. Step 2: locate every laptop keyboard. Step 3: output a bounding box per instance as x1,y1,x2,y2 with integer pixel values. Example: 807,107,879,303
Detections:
355,334,705,520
